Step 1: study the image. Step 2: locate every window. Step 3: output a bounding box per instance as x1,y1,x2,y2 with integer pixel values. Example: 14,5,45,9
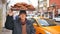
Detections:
37,19,49,26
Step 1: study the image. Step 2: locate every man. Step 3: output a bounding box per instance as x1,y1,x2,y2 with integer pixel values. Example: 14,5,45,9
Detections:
5,10,35,34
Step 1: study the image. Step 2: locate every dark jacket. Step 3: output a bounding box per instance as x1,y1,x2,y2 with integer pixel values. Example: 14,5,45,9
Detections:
5,15,35,34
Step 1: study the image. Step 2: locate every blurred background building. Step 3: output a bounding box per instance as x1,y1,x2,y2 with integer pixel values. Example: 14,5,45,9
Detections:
0,0,60,31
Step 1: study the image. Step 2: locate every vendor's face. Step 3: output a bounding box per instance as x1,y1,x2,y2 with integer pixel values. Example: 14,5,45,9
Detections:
19,13,26,20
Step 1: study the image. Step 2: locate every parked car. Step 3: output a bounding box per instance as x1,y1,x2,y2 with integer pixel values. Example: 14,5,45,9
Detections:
53,16,60,21
29,18,60,34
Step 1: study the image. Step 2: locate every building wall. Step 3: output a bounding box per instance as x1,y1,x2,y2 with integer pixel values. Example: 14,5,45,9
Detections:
49,0,60,8
49,0,60,16
49,0,60,5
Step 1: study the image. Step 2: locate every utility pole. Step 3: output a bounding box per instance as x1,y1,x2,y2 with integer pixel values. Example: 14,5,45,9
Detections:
38,0,39,12
0,0,3,31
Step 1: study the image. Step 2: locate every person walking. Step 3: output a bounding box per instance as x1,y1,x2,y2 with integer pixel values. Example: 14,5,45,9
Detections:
5,10,35,34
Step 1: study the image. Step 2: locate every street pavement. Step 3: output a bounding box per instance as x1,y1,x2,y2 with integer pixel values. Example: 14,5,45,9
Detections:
0,28,12,34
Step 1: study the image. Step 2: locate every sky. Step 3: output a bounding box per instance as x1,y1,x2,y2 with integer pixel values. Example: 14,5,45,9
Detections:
7,0,38,7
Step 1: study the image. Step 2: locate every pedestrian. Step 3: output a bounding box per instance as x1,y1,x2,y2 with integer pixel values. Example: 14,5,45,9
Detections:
5,10,35,34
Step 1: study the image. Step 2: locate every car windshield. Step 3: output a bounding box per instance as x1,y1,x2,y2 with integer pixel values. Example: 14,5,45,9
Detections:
37,19,56,26
56,16,60,18
28,18,56,26
37,19,49,26
57,16,60,18
45,19,56,26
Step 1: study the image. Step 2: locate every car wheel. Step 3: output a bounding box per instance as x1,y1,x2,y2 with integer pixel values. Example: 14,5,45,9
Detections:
54,19,56,22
